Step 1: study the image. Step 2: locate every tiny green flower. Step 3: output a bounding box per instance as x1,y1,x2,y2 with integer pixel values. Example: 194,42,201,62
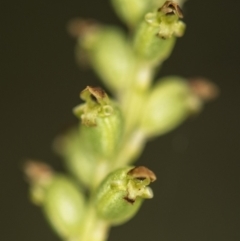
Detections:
110,0,186,27
153,1,185,38
73,86,123,159
75,86,111,126
133,1,185,66
72,86,124,187
94,166,156,225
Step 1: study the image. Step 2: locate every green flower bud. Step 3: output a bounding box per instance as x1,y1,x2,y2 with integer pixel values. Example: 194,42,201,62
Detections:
43,176,86,239
133,1,185,66
24,161,86,239
139,76,197,137
76,22,134,93
94,166,156,225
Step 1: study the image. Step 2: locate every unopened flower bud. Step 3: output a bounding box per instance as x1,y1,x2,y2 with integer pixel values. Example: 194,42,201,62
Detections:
94,166,156,225
139,76,197,137
53,127,94,187
24,161,86,239
43,176,86,239
76,22,134,93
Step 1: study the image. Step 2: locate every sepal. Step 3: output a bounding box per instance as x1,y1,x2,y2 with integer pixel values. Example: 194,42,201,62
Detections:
53,127,95,187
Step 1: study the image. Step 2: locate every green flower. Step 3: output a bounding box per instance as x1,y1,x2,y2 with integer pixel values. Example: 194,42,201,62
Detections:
95,166,156,225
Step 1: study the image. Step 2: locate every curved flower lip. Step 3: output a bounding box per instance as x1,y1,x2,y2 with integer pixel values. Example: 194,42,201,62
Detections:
80,86,109,106
73,86,115,126
158,1,184,19
127,166,157,182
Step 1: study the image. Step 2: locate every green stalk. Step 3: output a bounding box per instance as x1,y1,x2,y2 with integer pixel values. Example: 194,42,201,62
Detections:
78,204,109,241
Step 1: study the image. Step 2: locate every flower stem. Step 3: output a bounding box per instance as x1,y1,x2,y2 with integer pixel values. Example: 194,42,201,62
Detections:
79,204,109,241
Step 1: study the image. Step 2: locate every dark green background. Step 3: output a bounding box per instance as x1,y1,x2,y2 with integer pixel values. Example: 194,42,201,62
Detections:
1,1,240,240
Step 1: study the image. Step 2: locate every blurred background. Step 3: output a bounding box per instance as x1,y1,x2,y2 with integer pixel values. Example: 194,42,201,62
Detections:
1,0,240,240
